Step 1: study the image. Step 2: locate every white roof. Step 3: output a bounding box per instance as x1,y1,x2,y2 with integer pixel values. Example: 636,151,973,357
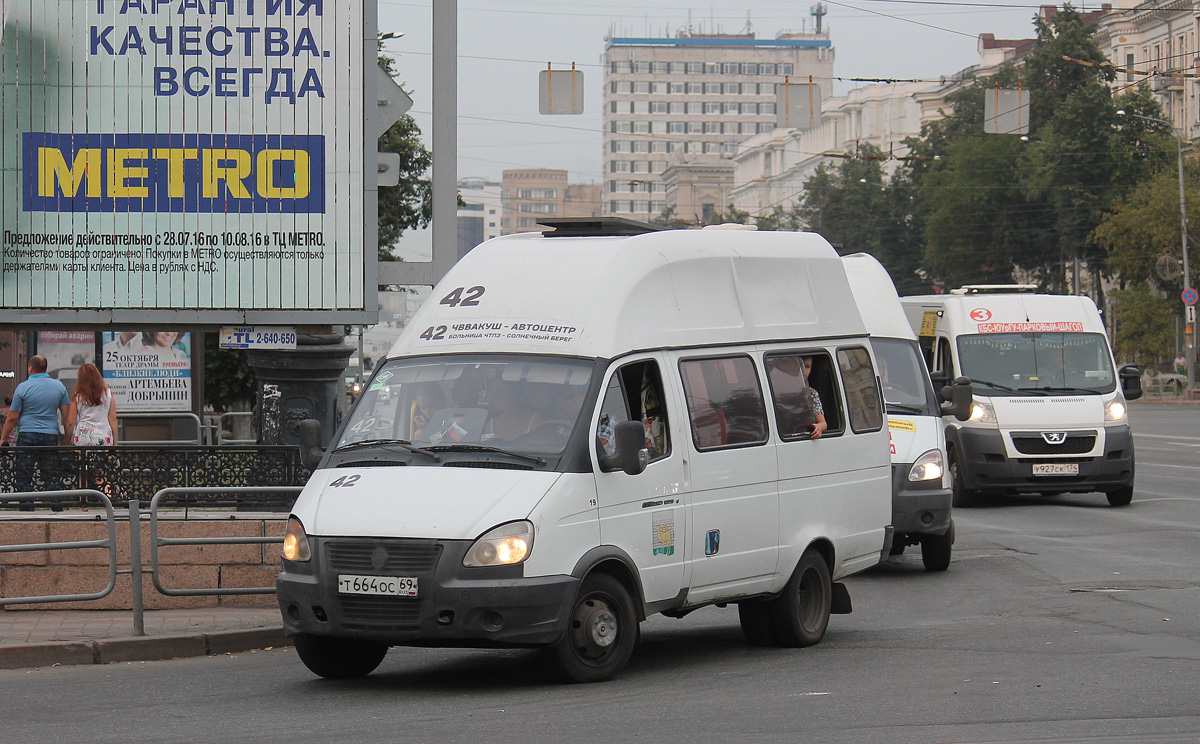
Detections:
841,253,914,341
901,292,1105,335
388,229,867,360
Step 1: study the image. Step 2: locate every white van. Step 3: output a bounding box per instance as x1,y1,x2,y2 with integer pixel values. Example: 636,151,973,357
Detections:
900,287,1141,508
843,255,970,571
278,220,893,682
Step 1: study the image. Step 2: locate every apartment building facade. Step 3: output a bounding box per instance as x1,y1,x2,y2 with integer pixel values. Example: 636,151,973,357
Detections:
602,31,834,222
501,169,601,234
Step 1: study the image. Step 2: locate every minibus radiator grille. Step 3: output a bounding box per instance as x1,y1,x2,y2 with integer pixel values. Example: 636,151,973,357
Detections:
325,539,442,573
1011,434,1096,455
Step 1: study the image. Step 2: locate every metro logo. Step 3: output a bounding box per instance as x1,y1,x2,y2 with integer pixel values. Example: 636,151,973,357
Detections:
22,133,325,213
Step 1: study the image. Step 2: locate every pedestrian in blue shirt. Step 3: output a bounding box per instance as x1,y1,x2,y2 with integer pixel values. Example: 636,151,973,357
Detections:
1,356,70,510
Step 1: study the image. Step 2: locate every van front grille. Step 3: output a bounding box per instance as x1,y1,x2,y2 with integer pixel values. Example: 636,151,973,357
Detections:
337,595,423,631
1012,435,1096,455
325,539,441,573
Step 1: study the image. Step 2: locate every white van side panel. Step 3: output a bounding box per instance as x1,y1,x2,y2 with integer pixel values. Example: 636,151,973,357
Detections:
521,473,601,579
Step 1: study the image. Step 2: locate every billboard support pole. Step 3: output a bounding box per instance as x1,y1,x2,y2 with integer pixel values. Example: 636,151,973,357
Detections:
431,0,458,283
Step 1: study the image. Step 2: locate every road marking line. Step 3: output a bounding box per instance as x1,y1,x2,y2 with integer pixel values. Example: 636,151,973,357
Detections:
1134,432,1200,441
1143,462,1200,471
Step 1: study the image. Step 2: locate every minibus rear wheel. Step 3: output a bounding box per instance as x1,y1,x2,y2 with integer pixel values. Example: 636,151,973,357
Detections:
547,572,638,683
294,633,388,679
769,549,831,648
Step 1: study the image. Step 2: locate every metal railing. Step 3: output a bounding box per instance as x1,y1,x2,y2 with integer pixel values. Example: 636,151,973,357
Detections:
0,490,118,607
0,487,300,636
0,444,310,506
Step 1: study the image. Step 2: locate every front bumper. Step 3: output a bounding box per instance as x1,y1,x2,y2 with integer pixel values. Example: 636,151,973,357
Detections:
889,464,952,537
276,536,578,648
954,425,1134,495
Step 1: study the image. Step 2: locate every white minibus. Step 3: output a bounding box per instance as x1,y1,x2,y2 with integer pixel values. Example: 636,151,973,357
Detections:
279,220,893,682
901,287,1141,508
843,254,970,571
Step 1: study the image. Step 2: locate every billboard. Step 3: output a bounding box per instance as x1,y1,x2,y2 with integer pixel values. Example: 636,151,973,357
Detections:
101,330,192,412
0,0,374,324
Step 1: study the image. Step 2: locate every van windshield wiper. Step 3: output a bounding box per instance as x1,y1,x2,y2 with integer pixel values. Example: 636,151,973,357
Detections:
1018,386,1102,395
966,378,1014,392
425,443,547,466
333,438,442,461
885,402,926,414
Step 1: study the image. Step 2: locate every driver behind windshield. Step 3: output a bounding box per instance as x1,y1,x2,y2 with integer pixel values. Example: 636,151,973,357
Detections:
481,379,545,441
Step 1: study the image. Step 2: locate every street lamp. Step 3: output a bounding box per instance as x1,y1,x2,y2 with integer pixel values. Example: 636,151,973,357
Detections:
1117,109,1194,390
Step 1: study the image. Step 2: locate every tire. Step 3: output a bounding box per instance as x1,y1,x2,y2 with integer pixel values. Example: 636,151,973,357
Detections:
920,520,954,572
547,572,639,683
949,448,978,508
293,634,388,679
1106,486,1134,506
768,549,832,648
738,600,777,646
888,543,906,556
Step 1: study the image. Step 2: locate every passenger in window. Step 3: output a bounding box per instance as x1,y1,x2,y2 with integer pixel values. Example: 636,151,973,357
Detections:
410,383,446,440
767,355,823,439
802,357,828,439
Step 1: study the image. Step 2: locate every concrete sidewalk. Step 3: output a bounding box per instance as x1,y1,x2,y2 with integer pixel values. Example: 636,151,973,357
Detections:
0,607,290,671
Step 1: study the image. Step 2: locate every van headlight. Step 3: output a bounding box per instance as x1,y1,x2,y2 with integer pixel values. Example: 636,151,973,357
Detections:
282,517,312,562
464,521,534,567
908,449,945,482
968,398,997,424
1105,398,1127,422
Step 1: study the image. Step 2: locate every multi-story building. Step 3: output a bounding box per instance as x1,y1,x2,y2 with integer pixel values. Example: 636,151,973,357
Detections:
457,177,502,257
602,26,834,223
501,169,601,234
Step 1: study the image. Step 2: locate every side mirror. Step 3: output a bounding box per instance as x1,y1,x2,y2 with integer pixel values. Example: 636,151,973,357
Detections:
613,420,649,476
298,419,325,469
1119,364,1143,401
940,376,973,421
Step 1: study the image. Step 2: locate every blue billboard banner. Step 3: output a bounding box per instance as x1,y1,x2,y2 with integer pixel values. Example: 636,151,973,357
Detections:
23,133,325,214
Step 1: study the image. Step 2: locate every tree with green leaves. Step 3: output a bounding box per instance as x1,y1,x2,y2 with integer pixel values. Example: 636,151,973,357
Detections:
1113,283,1176,366
376,52,433,261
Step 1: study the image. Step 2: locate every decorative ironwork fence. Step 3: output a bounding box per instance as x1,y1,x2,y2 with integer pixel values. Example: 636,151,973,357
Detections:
0,445,310,509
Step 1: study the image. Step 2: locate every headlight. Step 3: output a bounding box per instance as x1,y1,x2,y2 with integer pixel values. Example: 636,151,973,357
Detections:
464,521,534,567
908,449,945,482
282,516,312,562
968,398,997,424
1105,398,1127,422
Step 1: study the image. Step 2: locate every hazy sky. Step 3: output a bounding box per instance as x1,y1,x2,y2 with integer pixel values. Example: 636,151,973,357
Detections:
376,0,1056,258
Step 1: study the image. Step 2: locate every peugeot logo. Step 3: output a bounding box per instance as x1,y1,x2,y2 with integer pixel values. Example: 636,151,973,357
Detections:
371,545,388,570
1042,432,1068,445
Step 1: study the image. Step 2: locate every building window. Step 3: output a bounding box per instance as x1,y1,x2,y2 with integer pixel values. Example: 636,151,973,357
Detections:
724,102,741,115
687,121,704,133
780,64,794,75
687,82,703,94
611,61,631,74
650,200,664,213
668,121,686,133
650,101,670,114
633,100,649,114
704,102,721,115
519,202,558,214
670,101,687,114
634,81,652,94
651,141,669,153
722,63,739,74
758,122,773,133
610,101,617,113
741,63,756,74
652,61,670,74
759,63,776,75
633,121,653,133
761,102,776,115
517,188,557,199
687,62,704,74
704,122,721,133
610,161,631,173
706,82,723,94
518,217,536,227
704,62,718,74
725,82,741,95
670,62,686,74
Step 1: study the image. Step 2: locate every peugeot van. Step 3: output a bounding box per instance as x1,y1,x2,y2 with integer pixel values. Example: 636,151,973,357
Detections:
278,220,893,683
843,254,970,571
901,287,1141,508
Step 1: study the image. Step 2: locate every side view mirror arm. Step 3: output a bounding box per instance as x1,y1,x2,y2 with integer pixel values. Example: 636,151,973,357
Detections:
939,377,973,421
297,418,326,469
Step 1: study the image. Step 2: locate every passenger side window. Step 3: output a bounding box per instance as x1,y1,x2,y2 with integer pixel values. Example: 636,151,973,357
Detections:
764,353,816,440
936,337,954,377
679,356,768,451
800,352,844,437
837,347,884,433
596,360,670,469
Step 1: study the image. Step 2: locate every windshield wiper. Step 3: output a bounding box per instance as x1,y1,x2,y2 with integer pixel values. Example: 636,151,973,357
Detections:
333,438,442,461
1018,386,1102,395
885,402,927,414
966,378,1014,392
426,443,546,466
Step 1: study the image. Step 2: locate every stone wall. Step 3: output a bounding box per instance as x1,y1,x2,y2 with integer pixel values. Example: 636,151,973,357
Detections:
0,519,286,611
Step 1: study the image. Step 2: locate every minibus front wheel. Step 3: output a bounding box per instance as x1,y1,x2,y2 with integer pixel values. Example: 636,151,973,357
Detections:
546,572,638,683
294,633,389,679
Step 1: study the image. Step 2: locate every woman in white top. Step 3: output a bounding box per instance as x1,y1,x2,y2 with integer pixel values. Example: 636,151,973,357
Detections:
67,363,117,446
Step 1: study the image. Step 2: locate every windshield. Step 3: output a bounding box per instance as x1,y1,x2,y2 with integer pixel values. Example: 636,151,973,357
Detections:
337,355,596,458
873,338,937,415
956,332,1116,395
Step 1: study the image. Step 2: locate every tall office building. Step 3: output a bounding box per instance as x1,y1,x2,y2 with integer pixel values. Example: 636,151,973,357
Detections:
602,22,834,223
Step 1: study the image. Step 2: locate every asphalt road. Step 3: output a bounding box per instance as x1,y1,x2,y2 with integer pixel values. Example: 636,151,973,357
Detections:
5,402,1198,744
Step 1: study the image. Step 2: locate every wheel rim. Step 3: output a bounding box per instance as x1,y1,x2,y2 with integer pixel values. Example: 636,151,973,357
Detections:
568,593,620,665
796,566,828,633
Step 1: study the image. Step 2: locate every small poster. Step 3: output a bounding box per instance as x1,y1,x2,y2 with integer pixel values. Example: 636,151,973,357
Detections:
100,331,192,412
35,330,96,397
